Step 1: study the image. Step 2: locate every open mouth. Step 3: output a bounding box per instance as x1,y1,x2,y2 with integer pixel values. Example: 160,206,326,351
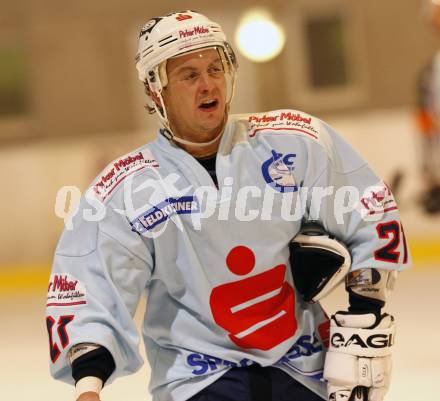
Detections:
198,99,219,111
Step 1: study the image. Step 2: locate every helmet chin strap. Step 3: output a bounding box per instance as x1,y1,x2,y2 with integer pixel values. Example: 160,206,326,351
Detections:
162,127,224,147
152,97,225,149
160,107,228,149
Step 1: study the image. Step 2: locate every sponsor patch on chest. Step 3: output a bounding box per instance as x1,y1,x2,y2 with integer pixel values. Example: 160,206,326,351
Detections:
248,111,320,140
262,149,299,192
131,195,200,233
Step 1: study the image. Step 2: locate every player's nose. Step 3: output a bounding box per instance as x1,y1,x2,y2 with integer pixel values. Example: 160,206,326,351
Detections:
198,72,216,92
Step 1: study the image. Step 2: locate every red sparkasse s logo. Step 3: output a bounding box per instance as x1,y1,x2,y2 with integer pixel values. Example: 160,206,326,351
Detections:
176,14,192,21
210,246,297,350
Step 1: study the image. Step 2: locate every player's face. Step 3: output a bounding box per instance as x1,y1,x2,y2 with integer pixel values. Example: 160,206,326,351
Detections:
162,48,227,144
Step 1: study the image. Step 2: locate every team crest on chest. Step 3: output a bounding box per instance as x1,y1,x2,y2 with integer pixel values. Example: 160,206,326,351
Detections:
262,149,298,192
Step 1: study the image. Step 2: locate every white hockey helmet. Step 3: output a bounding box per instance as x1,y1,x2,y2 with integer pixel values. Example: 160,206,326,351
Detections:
135,10,238,144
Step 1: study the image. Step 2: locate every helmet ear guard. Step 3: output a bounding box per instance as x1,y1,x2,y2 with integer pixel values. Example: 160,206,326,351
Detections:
289,223,351,303
144,62,168,122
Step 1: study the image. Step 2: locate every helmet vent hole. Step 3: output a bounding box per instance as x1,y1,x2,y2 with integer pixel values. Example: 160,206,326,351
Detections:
159,37,178,47
159,35,174,43
142,45,154,56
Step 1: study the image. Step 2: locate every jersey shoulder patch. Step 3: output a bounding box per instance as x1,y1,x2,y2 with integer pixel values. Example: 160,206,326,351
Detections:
92,147,159,202
240,109,322,142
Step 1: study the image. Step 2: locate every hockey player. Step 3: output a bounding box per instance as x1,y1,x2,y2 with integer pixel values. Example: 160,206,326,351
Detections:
46,10,410,401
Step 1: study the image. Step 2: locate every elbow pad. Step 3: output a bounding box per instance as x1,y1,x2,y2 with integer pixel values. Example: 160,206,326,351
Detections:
290,222,351,303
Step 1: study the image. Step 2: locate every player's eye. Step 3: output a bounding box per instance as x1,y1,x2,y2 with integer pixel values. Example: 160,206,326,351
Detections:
208,64,223,76
182,71,199,81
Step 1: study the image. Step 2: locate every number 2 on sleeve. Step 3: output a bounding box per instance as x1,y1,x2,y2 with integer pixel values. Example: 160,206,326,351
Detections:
374,220,408,264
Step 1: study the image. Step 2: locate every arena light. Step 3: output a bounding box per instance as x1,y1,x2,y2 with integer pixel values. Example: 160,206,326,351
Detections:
235,8,286,63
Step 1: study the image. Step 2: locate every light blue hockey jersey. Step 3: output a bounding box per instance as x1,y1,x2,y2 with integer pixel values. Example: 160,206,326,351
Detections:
46,110,410,401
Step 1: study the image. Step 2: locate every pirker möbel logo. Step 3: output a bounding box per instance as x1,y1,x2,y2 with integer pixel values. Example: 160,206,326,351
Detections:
262,150,298,192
